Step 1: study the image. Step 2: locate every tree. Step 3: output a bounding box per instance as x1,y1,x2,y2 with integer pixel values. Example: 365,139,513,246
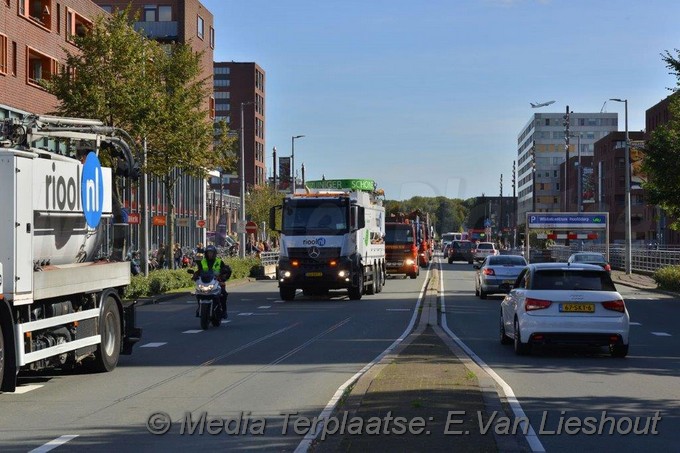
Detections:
245,185,285,240
47,9,163,261
642,49,680,229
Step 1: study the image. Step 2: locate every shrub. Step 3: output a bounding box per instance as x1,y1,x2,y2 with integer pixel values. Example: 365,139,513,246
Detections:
653,266,680,292
124,274,150,300
224,256,261,280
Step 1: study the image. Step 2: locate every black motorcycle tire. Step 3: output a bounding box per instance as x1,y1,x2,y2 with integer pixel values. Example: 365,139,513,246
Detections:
200,303,210,330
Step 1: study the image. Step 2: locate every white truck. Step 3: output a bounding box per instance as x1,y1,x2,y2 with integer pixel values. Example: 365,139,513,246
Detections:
0,115,141,392
270,179,386,300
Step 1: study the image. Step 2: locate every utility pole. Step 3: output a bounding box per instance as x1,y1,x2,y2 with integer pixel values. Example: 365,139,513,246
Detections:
531,140,536,212
499,174,503,244
512,160,516,248
272,146,277,190
564,106,570,212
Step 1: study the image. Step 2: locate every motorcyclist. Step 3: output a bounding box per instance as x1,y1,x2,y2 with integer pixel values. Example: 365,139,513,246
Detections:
193,245,232,319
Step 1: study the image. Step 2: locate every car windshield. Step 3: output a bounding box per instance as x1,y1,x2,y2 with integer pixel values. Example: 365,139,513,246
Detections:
488,256,526,266
385,227,414,244
532,270,616,291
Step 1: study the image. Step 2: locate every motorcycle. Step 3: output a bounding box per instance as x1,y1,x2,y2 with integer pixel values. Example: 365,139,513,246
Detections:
188,269,223,329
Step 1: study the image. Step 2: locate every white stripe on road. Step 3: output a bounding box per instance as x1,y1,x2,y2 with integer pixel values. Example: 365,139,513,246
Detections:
9,384,43,394
274,300,285,303
386,308,411,311
651,332,672,336
629,322,642,326
29,435,79,453
295,265,432,453
258,305,271,309
221,320,232,324
182,329,203,334
439,260,545,453
140,342,167,348
238,312,253,316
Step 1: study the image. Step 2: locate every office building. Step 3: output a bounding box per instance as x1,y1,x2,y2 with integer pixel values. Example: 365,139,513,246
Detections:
516,112,618,222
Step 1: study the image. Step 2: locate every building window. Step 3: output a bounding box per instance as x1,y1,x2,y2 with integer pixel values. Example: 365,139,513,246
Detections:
214,79,229,87
0,33,7,75
158,5,171,21
143,4,155,21
209,26,215,49
27,47,59,87
66,7,92,43
214,91,229,99
215,66,229,75
19,0,53,30
197,15,204,39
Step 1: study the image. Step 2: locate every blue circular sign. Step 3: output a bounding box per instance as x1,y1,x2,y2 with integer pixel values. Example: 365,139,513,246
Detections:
81,153,105,228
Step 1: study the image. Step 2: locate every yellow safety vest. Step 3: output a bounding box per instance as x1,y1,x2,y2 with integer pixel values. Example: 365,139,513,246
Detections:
200,257,222,273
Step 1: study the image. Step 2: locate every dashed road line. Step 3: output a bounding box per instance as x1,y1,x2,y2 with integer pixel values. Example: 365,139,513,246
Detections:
258,305,271,309
238,312,253,316
182,329,203,334
140,342,167,348
651,332,671,336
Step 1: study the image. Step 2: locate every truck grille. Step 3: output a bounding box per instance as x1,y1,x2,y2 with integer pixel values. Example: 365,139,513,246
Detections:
287,247,341,267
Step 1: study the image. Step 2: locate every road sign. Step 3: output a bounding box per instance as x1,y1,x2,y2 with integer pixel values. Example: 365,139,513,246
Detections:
128,213,140,225
527,213,607,229
152,215,166,226
246,221,257,235
236,220,247,234
176,218,189,227
196,219,206,228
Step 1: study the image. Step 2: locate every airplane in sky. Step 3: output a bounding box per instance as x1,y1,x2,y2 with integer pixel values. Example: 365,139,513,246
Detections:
530,100,556,108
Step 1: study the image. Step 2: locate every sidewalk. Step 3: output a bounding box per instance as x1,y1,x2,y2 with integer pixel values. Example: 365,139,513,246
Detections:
610,270,658,291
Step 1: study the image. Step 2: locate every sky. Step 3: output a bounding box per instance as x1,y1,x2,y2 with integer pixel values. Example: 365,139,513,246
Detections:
203,0,680,201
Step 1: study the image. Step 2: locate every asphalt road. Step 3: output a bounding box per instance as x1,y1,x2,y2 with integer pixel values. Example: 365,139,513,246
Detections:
439,257,680,453
0,273,428,452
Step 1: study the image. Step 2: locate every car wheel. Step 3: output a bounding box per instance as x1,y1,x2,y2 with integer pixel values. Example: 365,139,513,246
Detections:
479,286,487,299
448,258,453,264
513,319,531,355
500,312,512,345
474,284,479,297
610,344,629,358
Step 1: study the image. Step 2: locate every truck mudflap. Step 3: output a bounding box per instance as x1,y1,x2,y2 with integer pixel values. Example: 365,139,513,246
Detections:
121,300,141,355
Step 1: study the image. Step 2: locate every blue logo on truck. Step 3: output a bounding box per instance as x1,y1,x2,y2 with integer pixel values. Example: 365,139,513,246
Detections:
81,153,104,228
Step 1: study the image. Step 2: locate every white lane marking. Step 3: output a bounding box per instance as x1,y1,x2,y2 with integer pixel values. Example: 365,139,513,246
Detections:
238,312,253,316
258,305,271,309
386,308,411,311
182,329,203,334
140,342,167,348
651,332,672,336
439,261,545,453
295,265,432,453
221,320,231,325
241,298,254,301
274,300,285,303
266,297,277,300
629,322,642,326
10,384,43,394
29,435,79,453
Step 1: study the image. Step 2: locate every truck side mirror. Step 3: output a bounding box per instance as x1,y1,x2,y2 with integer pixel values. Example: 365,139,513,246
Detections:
350,205,366,231
269,205,282,233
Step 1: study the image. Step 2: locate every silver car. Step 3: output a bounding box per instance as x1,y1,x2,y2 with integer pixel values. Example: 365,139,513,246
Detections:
474,255,527,298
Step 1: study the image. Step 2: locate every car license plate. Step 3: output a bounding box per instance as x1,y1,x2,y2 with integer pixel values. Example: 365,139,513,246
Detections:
560,303,595,313
306,272,323,277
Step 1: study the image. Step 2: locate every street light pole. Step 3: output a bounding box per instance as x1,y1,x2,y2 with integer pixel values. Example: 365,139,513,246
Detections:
564,106,570,212
610,98,631,274
291,135,305,192
239,101,253,258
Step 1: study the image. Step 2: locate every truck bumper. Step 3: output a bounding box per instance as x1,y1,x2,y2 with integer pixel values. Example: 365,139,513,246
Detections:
121,300,141,355
277,258,355,290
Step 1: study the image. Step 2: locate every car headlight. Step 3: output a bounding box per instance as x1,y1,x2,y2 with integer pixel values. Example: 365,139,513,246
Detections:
405,259,415,265
338,270,347,277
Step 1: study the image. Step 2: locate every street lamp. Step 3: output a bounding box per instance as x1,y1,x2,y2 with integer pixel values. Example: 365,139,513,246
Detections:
610,98,631,274
569,133,582,212
239,101,253,258
291,135,305,191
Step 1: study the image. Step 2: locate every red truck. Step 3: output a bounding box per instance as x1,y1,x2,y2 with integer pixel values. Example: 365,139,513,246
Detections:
387,210,433,268
385,222,419,278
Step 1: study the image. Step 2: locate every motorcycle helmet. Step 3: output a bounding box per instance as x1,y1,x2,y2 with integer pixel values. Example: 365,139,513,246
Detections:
205,245,217,261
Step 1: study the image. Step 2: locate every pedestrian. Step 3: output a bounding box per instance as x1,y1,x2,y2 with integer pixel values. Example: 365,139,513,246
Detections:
173,243,182,269
157,243,166,269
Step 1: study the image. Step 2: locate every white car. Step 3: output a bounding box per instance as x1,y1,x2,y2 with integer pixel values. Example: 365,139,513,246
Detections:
473,242,498,262
500,263,629,357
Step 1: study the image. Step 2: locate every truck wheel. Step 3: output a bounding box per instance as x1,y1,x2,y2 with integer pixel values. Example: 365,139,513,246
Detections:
366,266,376,295
280,286,296,301
348,270,363,300
200,304,210,330
376,267,384,293
91,296,121,372
0,321,4,390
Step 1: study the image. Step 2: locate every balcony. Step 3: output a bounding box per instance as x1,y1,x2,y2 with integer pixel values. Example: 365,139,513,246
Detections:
134,21,178,41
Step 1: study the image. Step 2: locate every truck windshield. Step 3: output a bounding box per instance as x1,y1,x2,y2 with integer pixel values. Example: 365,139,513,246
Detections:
282,199,349,235
385,227,413,244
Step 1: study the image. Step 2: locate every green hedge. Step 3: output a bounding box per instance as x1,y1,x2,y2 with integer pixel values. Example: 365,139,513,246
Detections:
653,266,680,292
123,257,263,299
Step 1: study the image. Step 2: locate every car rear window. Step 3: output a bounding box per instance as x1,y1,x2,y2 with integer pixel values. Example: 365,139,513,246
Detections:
574,254,606,263
478,243,493,250
532,270,616,291
454,241,471,249
489,256,526,266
